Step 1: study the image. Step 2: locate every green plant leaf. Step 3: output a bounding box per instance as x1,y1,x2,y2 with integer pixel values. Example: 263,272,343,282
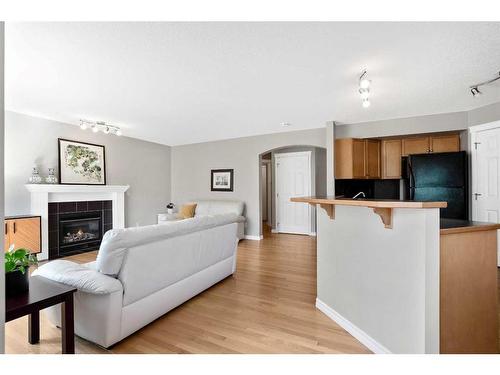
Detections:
13,249,28,260
5,260,16,273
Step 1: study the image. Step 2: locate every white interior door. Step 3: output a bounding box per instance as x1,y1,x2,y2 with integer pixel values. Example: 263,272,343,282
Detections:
471,122,500,266
275,151,311,234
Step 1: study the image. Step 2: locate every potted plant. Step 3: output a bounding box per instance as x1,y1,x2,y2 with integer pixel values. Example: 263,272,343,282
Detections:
166,202,175,214
5,246,38,297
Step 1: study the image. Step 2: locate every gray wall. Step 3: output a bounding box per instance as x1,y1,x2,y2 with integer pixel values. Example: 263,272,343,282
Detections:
5,111,171,227
336,111,468,139
468,101,500,127
171,128,327,238
0,22,5,354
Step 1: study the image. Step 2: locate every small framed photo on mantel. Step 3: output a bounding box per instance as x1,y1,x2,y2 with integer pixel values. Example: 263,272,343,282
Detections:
58,138,106,185
211,169,234,192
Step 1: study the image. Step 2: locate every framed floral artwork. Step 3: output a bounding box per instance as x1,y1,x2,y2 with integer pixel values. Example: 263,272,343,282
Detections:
58,139,106,185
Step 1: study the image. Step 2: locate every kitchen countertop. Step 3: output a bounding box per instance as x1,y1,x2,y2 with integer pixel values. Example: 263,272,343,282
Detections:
291,196,447,209
440,218,500,235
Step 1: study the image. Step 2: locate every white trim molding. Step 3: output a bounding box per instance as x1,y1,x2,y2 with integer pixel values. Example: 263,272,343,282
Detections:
244,235,263,241
26,184,129,260
315,298,391,354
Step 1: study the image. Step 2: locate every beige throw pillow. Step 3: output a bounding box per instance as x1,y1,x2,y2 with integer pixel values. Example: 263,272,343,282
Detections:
178,203,197,219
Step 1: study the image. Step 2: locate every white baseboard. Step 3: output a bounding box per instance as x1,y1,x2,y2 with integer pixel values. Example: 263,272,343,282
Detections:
309,232,317,236
244,235,263,241
315,298,391,354
271,229,279,233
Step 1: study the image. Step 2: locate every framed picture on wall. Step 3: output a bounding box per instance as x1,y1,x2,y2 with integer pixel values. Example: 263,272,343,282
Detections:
58,138,106,185
211,169,234,192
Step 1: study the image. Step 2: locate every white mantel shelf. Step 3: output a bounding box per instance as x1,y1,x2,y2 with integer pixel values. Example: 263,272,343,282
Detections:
26,184,129,193
26,184,130,260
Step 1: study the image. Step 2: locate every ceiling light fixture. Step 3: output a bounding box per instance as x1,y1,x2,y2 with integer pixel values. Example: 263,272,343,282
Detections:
469,71,500,97
80,119,122,136
359,70,371,108
359,70,371,89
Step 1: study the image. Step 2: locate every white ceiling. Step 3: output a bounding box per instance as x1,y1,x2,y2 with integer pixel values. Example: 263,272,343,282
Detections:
6,22,500,146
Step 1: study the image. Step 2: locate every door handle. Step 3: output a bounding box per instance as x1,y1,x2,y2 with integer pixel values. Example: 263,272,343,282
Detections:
474,193,482,200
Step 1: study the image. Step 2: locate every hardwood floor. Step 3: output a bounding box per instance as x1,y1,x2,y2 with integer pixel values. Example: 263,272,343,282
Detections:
5,228,371,354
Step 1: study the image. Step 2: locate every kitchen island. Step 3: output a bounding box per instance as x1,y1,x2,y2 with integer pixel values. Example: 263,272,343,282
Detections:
291,197,499,354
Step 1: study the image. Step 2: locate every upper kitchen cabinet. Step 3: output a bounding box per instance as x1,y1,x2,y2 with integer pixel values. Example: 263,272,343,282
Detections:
381,139,402,179
402,133,460,156
365,139,381,178
430,133,460,153
401,135,429,156
335,138,380,179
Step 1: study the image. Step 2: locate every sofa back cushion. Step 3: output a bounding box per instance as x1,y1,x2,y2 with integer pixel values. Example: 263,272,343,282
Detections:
118,222,238,306
195,200,244,216
95,214,241,277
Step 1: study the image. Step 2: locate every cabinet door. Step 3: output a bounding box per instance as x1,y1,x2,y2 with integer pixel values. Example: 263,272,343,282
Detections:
381,139,402,179
335,138,354,179
430,134,460,153
4,221,11,252
402,136,429,156
365,140,381,178
352,139,366,178
10,217,41,254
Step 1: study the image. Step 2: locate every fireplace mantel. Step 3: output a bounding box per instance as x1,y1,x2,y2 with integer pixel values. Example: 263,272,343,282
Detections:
26,184,129,260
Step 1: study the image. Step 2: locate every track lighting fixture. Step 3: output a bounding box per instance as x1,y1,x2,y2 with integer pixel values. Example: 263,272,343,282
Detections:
80,120,122,136
469,71,500,97
359,70,371,108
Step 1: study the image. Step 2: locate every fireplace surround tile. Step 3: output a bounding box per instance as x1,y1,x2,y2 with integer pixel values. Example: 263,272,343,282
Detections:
77,201,88,212
88,200,103,211
59,201,77,213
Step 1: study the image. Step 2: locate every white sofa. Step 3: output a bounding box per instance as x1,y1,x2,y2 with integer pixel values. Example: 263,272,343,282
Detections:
33,213,241,348
158,200,245,240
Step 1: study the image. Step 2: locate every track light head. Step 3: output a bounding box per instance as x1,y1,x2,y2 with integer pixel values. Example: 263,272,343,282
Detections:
470,87,482,97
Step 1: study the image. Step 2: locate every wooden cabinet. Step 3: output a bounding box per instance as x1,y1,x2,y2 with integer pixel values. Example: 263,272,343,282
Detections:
335,138,380,179
4,216,41,254
365,139,381,178
401,136,430,156
430,134,460,153
381,139,402,179
402,133,460,156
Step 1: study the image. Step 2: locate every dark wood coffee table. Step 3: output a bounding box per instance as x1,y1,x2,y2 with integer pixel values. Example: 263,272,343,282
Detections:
6,275,77,354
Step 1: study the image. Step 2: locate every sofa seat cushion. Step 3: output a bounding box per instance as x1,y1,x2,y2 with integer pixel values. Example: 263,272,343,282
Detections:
96,213,243,276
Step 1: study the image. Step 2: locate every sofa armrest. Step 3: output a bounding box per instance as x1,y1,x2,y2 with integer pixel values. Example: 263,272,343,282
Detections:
33,260,123,295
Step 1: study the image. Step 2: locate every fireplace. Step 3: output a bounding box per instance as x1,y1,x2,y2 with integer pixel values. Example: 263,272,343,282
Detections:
48,200,113,259
59,211,103,256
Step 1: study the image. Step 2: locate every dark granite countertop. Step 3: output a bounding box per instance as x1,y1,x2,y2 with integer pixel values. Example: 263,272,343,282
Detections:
440,218,500,234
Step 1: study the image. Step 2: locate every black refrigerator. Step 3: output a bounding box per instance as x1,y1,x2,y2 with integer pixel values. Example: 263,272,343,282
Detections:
404,151,468,220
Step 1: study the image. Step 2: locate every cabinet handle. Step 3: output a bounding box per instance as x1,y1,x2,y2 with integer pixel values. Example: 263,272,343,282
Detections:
13,222,16,234
4,223,7,235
